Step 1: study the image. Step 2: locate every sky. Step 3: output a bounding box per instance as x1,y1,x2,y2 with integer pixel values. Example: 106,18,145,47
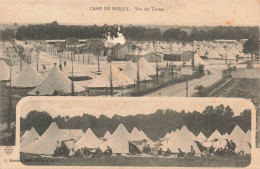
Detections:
19,97,254,118
0,0,259,26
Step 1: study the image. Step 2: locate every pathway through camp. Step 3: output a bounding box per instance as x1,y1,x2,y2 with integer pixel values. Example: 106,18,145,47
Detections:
144,67,223,97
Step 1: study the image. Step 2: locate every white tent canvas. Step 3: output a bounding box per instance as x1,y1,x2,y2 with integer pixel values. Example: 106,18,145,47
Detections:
186,53,208,66
207,49,220,59
71,129,84,137
0,60,10,81
123,60,152,81
229,46,240,56
21,122,63,155
174,129,180,137
221,132,231,140
62,130,77,140
130,127,142,141
59,129,84,138
223,51,237,60
28,64,85,95
75,128,101,149
163,132,170,139
101,123,131,154
168,130,175,139
196,132,207,142
203,131,228,149
139,130,154,145
60,129,70,135
87,63,134,87
246,130,251,143
138,57,156,76
20,127,40,149
103,131,111,139
179,125,196,140
162,126,200,154
145,43,155,52
11,64,44,87
207,130,222,141
61,129,84,142
21,130,30,139
216,47,226,55
229,125,251,154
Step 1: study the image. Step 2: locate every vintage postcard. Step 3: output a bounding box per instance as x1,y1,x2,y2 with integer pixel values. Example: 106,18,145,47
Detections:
0,0,259,168
1,97,258,168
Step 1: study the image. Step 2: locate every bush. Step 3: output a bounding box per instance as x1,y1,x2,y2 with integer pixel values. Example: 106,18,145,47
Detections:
197,65,205,75
194,85,206,97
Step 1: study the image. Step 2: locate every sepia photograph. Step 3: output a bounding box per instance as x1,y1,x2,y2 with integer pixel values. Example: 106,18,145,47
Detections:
0,4,260,169
18,97,252,167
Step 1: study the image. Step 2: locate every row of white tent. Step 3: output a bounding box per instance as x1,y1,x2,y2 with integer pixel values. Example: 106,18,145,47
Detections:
20,122,154,155
20,122,251,155
162,125,251,154
132,41,245,60
0,61,85,95
85,57,155,88
0,56,157,93
1,50,209,90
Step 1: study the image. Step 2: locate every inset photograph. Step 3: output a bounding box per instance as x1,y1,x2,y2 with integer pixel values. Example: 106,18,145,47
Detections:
19,97,252,167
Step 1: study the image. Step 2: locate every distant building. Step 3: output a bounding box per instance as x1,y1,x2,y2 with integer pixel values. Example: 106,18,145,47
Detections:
109,42,141,61
46,40,65,44
240,39,248,43
215,40,237,43
143,52,162,62
163,51,193,61
100,46,110,57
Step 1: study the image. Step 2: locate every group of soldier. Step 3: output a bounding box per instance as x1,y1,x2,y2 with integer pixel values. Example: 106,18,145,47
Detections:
53,139,246,158
54,145,113,158
201,140,240,157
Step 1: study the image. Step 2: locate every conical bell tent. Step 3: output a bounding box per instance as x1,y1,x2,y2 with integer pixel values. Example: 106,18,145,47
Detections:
21,130,30,140
0,60,10,81
28,64,85,95
11,64,44,88
100,123,131,154
196,132,207,142
20,127,40,149
103,130,111,140
229,125,251,154
87,63,134,87
130,127,143,141
161,126,201,154
208,130,222,141
138,57,156,76
21,122,63,155
75,128,101,149
123,60,151,81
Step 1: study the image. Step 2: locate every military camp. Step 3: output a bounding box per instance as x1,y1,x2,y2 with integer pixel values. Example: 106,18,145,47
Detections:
20,99,252,167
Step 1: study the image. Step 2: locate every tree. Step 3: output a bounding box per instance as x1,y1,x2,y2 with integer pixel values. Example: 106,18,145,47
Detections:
0,29,15,41
243,38,259,61
197,65,205,75
23,110,53,135
194,85,206,97
224,105,234,118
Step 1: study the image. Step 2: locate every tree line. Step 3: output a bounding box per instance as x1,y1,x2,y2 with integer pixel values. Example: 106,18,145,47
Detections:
20,104,251,141
1,21,258,42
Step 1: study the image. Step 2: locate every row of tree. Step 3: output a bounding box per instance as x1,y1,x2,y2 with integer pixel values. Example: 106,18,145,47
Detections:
1,21,257,42
20,104,251,141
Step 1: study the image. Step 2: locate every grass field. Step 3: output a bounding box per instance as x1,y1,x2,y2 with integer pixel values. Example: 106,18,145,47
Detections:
20,154,251,167
210,78,260,105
